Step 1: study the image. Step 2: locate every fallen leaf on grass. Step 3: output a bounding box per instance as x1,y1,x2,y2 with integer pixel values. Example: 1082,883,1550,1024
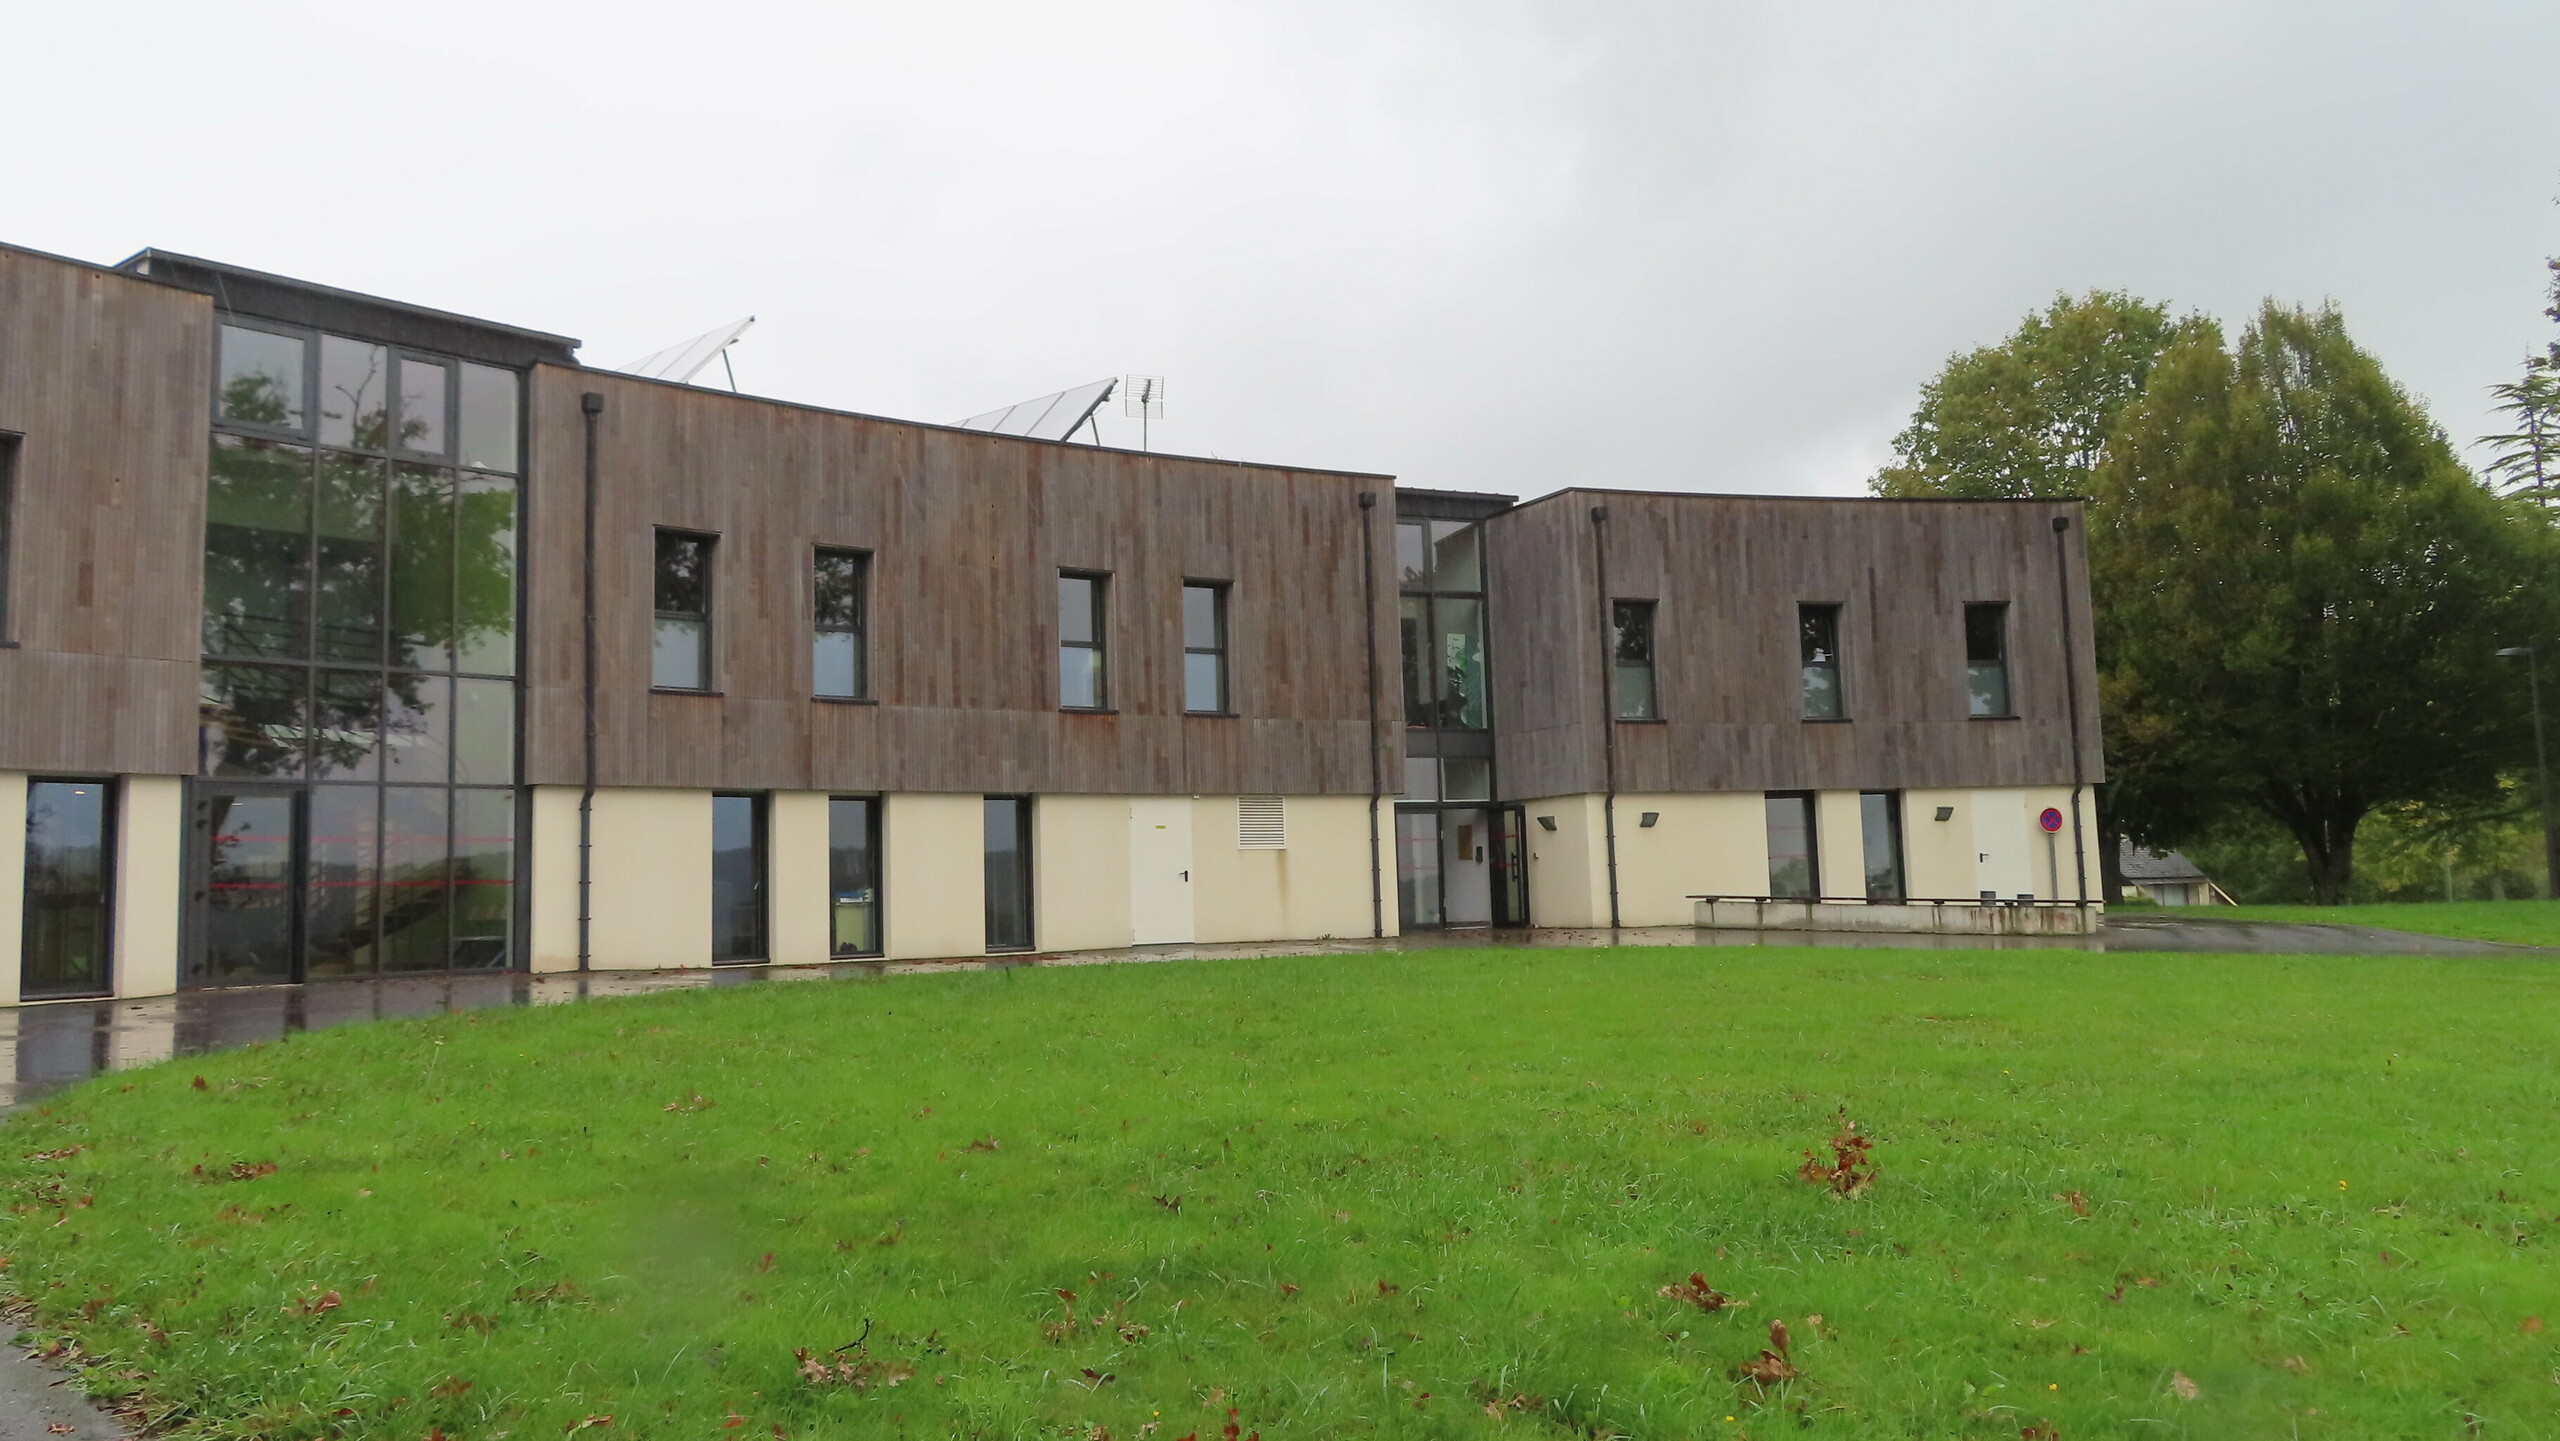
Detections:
2018,1422,2060,1440
23,1148,82,1162
1733,1318,1799,1387
1796,1112,1877,1198
2281,1356,2308,1374
2168,1371,2199,1402
662,1093,713,1114
430,1376,473,1398
1657,1272,1739,1313
565,1415,613,1432
2054,1190,2089,1217
2523,1316,2545,1335
283,1289,341,1318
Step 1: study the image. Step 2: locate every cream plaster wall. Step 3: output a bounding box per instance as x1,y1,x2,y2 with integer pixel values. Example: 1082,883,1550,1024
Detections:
1900,789,1978,901
768,792,832,966
1040,795,1136,952
0,774,24,1006
583,789,712,970
884,793,986,961
1903,786,2100,905
1519,793,1607,929
113,776,183,998
1600,792,1769,926
528,786,579,973
1814,790,1868,901
1188,795,1380,943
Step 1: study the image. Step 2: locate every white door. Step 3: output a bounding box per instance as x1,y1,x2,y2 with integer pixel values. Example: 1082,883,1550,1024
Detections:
1129,798,1196,944
1971,790,2033,900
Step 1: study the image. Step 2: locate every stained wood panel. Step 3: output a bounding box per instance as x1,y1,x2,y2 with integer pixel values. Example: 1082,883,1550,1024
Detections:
523,368,1401,796
0,246,212,776
1487,490,2104,800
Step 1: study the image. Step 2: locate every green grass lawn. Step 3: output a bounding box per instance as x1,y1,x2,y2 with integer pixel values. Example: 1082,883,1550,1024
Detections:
4,949,2556,1440
2171,900,2560,948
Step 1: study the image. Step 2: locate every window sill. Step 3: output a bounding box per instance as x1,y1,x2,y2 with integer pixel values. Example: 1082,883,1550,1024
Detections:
1612,716,1667,725
1968,713,2021,721
1801,716,1853,724
651,686,723,697
1184,709,1240,719
814,694,879,706
1060,706,1119,716
0,639,17,649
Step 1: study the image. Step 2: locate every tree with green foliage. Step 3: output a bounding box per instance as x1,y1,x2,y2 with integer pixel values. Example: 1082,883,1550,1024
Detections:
1872,291,2191,500
2482,255,2560,507
2092,303,2558,902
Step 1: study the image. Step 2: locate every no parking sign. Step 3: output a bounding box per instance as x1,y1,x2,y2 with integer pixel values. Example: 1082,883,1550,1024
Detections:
2038,806,2065,833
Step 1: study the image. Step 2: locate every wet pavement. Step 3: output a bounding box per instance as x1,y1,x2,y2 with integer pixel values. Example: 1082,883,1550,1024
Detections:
0,917,2543,1111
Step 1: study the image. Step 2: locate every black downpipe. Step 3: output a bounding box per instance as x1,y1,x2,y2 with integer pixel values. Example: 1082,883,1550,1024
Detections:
1360,491,1385,939
1592,505,1621,929
2051,513,2091,910
578,392,604,971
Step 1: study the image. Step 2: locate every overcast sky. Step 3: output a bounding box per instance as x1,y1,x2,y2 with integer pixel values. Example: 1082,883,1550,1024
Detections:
10,2,2557,497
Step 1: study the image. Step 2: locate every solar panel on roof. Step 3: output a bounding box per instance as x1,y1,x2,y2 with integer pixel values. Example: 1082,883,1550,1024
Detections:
613,317,756,385
955,377,1117,441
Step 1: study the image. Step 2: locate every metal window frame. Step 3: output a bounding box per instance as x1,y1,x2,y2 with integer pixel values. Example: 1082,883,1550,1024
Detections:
1963,600,2015,718
812,546,872,700
1057,569,1110,711
1859,789,1906,902
1610,597,1659,721
653,527,718,692
1182,578,1230,714
1764,789,1822,898
982,794,1037,953
19,775,119,1001
1798,601,1845,720
825,794,887,958
709,790,771,965
0,430,17,643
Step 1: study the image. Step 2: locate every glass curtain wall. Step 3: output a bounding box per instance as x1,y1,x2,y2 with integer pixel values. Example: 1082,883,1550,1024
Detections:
1397,522,1487,729
198,321,519,980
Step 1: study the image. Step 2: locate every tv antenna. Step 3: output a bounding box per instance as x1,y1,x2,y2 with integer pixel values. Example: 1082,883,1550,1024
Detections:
1124,374,1164,452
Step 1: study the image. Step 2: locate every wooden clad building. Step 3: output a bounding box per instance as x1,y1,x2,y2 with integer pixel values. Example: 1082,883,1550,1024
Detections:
0,239,2106,1004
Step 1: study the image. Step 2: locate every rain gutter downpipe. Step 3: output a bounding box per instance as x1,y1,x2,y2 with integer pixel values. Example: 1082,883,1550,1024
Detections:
1592,504,1621,930
578,391,604,972
1360,490,1385,939
2052,512,2092,915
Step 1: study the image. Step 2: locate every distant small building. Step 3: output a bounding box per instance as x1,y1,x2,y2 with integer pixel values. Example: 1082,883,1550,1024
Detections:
2118,841,2232,906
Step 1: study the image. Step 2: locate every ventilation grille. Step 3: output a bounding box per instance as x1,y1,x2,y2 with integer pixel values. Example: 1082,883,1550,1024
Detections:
1237,796,1286,850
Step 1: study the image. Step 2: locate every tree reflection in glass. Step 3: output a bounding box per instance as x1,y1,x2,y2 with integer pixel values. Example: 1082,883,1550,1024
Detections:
204,439,311,659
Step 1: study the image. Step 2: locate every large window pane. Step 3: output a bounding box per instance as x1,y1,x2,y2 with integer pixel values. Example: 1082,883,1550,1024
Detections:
1183,582,1226,713
1861,791,1905,901
1395,810,1442,928
200,664,306,778
1057,574,1105,709
314,453,384,664
310,668,383,781
454,473,517,675
654,531,712,690
1612,600,1657,720
1396,522,1429,588
1766,793,1818,899
200,793,296,984
305,784,378,977
453,678,514,785
1428,520,1480,591
1965,602,2011,717
712,794,768,962
391,465,454,670
318,336,389,450
457,363,520,473
1441,756,1492,802
204,437,311,659
1398,596,1432,726
813,548,867,699
1800,604,1843,720
217,325,306,431
1436,597,1487,729
828,796,881,957
452,789,514,970
380,788,451,972
396,356,449,456
22,780,112,998
384,674,451,783
983,797,1033,952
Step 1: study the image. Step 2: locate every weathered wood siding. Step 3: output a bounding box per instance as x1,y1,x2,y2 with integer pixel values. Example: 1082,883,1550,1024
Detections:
0,246,211,776
1486,490,2104,798
524,368,1400,796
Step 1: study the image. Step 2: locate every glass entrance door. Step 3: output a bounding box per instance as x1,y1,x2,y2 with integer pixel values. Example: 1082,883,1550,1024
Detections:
1490,805,1530,927
191,787,300,986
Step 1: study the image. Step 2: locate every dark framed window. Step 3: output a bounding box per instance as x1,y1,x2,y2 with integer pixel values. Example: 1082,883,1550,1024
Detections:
1397,520,1488,730
0,432,18,640
1965,602,2012,717
654,529,714,691
984,795,1034,952
1611,600,1658,720
828,796,883,957
22,778,114,999
1765,791,1819,899
711,793,768,963
1860,791,1905,901
1799,603,1843,719
1058,572,1108,710
1183,581,1229,713
814,547,870,699
216,322,310,434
